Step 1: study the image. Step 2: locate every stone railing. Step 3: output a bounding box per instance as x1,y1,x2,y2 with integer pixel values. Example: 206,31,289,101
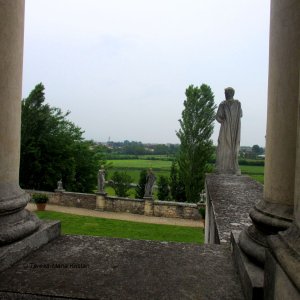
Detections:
26,190,204,220
204,174,263,244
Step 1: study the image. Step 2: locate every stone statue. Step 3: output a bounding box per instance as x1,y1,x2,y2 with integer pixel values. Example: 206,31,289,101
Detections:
98,167,105,193
144,168,156,197
215,87,242,175
56,179,65,192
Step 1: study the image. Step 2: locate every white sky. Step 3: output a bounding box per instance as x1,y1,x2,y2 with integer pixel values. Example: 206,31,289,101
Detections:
22,0,270,146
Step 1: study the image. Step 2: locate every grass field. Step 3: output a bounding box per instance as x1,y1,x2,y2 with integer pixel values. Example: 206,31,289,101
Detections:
36,211,203,244
107,159,265,185
109,159,172,170
240,165,264,184
107,159,172,183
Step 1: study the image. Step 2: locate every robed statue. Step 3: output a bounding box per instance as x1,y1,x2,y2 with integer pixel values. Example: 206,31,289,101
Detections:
98,167,105,193
215,87,242,175
144,168,156,197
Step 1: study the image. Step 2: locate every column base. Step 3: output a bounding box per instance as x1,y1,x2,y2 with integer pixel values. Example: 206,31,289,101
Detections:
0,184,40,245
0,209,40,245
239,199,293,265
231,231,264,300
264,223,300,299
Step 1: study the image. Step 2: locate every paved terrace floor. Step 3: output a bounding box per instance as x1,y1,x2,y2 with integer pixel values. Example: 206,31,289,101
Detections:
0,201,245,299
0,233,244,299
26,203,204,228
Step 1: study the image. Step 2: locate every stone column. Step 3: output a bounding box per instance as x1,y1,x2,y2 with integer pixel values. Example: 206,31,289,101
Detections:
295,118,300,229
0,0,40,244
263,0,300,213
263,20,300,294
239,0,299,265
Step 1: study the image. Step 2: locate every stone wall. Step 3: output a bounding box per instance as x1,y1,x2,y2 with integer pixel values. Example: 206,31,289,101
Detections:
154,201,201,220
27,190,203,220
105,196,145,215
205,174,262,244
56,192,96,210
26,190,96,210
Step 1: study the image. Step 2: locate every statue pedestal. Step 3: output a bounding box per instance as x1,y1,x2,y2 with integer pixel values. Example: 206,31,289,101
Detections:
144,197,154,216
96,192,107,211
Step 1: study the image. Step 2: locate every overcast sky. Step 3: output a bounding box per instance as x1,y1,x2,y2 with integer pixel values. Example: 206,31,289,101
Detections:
22,0,270,146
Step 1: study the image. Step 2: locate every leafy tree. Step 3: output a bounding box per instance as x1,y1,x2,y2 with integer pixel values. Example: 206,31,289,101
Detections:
169,160,186,202
176,84,216,202
157,175,170,201
135,169,147,199
20,83,100,192
70,141,99,193
252,144,264,156
111,171,132,197
122,141,146,155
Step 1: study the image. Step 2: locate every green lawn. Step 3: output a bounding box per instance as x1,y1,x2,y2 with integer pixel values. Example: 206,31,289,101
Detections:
104,186,137,198
106,159,172,188
36,211,203,244
107,158,265,184
240,165,264,184
105,158,264,199
108,159,172,170
107,169,170,184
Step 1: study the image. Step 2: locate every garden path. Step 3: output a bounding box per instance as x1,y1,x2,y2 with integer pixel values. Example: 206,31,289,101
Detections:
26,203,203,228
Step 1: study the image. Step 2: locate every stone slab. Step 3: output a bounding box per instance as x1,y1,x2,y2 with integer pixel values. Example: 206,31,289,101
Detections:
206,174,263,243
231,231,264,300
0,220,60,272
0,235,245,300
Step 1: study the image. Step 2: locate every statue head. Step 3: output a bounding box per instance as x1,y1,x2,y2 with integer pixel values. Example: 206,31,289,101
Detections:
225,87,235,100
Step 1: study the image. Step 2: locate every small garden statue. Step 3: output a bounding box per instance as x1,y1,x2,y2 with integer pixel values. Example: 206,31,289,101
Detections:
215,87,242,175
98,166,105,193
144,168,156,198
56,179,65,192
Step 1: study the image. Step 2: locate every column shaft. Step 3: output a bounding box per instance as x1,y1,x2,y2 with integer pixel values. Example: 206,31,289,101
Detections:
0,0,24,185
0,0,40,245
238,0,299,265
294,74,300,229
264,0,300,205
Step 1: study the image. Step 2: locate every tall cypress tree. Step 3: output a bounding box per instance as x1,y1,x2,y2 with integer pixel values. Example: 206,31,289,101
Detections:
176,84,216,202
135,169,147,199
157,175,170,201
169,160,186,202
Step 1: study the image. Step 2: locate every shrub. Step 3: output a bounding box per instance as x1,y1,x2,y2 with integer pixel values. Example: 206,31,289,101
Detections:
135,169,147,199
32,193,49,204
199,207,205,219
157,175,170,201
111,171,133,197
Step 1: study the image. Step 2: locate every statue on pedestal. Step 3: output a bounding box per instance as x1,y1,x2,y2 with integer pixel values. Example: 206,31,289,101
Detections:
215,87,242,175
144,168,156,198
55,179,65,192
98,167,105,193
